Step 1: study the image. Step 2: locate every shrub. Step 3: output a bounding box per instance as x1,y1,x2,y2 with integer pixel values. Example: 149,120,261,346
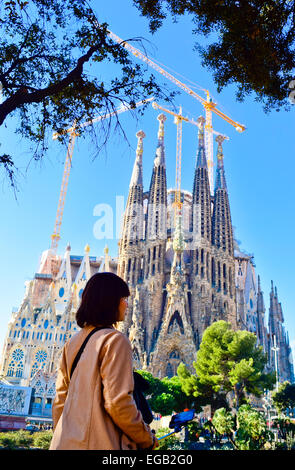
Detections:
0,430,33,449
32,431,53,449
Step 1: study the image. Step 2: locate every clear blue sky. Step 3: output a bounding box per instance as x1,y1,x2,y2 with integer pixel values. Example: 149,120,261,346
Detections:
0,1,294,364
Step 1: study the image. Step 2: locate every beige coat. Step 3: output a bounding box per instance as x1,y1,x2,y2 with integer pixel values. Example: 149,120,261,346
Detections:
49,325,154,450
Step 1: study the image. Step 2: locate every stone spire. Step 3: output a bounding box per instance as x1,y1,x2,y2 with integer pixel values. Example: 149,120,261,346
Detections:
196,116,207,168
215,135,227,190
191,116,211,243
269,282,284,334
256,274,267,350
212,135,234,255
129,130,145,187
120,130,145,250
146,114,167,241
118,131,145,286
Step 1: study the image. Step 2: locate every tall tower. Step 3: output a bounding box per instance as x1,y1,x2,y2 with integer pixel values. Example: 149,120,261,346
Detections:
143,114,168,353
118,131,145,282
267,281,293,383
117,130,146,332
145,113,168,243
211,135,236,328
256,275,267,352
190,116,213,340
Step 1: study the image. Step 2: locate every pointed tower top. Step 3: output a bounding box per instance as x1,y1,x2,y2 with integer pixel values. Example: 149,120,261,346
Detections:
84,244,90,253
157,113,167,137
258,274,261,291
130,130,145,187
154,113,167,167
196,116,207,168
215,135,227,190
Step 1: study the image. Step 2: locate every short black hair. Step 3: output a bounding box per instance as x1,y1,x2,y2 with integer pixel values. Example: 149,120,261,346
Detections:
75,272,130,328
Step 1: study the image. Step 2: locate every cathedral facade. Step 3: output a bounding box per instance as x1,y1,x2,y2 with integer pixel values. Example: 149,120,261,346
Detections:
0,113,293,422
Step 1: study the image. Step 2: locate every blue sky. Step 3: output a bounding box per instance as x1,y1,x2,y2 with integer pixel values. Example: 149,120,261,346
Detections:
0,1,294,364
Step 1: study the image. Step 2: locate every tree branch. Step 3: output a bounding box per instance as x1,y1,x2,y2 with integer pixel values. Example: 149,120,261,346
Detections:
0,43,102,126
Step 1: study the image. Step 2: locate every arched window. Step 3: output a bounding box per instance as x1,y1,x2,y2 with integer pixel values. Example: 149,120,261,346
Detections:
30,349,48,378
6,347,24,378
167,311,184,334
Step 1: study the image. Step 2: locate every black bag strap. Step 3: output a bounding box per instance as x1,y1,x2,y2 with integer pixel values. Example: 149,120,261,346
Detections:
70,326,112,379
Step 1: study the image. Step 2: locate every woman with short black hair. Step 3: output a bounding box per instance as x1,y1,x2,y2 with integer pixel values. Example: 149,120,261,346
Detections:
49,272,157,450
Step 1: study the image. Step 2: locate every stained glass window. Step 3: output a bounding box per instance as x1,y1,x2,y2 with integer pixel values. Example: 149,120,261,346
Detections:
35,350,47,363
12,348,24,362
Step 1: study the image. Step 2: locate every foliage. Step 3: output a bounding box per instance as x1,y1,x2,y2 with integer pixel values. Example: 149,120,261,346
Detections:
272,416,295,441
0,0,174,186
134,0,295,111
235,404,272,450
211,407,235,436
285,431,295,451
212,404,274,450
177,361,228,414
136,370,194,415
178,321,275,411
0,429,53,449
155,428,183,450
0,430,33,449
186,420,202,442
272,381,295,415
32,430,53,449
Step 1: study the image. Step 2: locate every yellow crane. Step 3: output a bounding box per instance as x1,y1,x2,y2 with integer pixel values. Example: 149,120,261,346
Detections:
152,101,229,215
50,97,153,254
107,29,246,193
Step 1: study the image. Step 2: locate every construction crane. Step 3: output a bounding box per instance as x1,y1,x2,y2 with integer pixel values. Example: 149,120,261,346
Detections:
152,101,228,216
106,28,246,193
50,97,153,254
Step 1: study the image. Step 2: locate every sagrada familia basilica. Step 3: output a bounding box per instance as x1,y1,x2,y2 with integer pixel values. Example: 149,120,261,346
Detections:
0,113,293,425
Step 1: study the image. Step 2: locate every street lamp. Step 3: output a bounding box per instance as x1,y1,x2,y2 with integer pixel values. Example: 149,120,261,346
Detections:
271,335,280,392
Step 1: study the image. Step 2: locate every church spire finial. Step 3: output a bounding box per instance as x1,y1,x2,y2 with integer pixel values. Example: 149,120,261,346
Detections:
215,135,227,190
153,113,167,167
157,113,167,139
130,130,145,187
136,130,145,155
258,274,261,292
196,116,207,168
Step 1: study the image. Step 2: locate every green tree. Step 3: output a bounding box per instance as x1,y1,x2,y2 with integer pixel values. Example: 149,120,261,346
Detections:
272,381,295,415
212,404,273,450
136,370,194,415
179,321,275,411
177,362,228,414
0,0,173,186
134,0,295,111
